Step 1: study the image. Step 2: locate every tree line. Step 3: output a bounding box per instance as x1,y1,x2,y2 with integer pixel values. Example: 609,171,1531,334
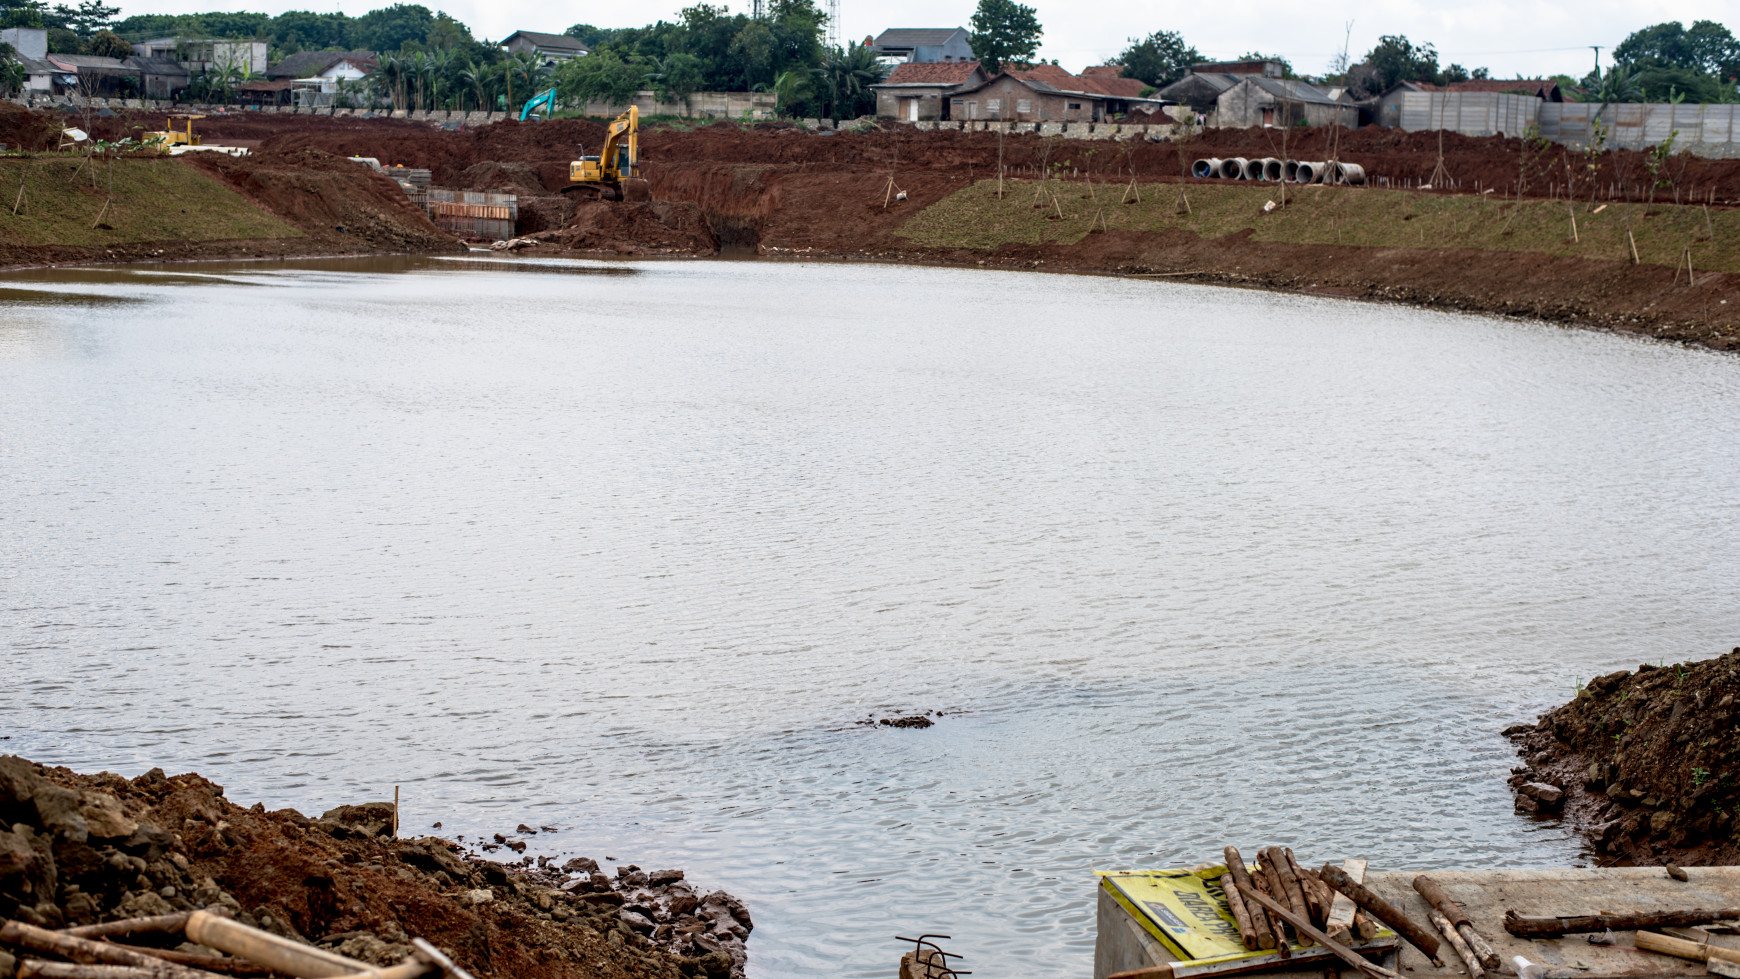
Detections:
1111,21,1740,104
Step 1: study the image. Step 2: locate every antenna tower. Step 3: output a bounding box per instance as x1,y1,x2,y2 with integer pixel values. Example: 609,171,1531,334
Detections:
752,0,762,17
826,0,840,48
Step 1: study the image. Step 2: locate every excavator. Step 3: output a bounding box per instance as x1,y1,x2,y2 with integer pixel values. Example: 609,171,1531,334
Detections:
563,106,649,202
519,88,557,121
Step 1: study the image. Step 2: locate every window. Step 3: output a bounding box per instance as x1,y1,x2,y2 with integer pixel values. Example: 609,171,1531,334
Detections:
1068,102,1081,109
1016,98,1031,114
986,99,1000,112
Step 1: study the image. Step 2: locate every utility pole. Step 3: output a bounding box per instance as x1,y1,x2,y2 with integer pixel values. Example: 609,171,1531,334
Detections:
1590,45,1601,76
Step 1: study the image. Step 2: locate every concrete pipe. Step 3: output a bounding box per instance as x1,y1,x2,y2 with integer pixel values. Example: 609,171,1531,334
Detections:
1282,160,1301,182
1294,161,1327,183
1337,162,1367,185
1191,158,1223,178
1258,158,1283,181
1225,157,1251,179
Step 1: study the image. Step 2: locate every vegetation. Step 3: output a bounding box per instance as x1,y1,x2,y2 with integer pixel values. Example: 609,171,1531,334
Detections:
967,0,1041,74
0,156,298,247
896,178,1740,273
1112,30,1200,88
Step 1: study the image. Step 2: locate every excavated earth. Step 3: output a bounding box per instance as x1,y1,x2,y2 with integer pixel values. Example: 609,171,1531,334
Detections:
5,106,1740,350
0,755,751,979
1506,647,1740,867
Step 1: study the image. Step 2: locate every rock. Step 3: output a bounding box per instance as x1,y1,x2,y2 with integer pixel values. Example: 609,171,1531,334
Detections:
1515,795,1539,814
649,868,684,886
619,909,655,933
1665,863,1689,881
117,890,175,918
80,792,138,839
504,839,526,853
0,949,15,979
332,933,411,965
1519,782,1565,810
1650,810,1676,835
319,804,395,838
562,856,599,875
461,888,493,906
30,783,88,843
515,824,537,834
879,715,933,729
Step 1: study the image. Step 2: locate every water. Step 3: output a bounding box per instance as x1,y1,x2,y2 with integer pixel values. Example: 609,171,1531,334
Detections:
4,255,1739,978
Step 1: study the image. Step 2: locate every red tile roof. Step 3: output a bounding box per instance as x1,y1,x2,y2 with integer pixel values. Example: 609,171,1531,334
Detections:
880,60,984,85
1073,74,1149,97
1080,65,1121,77
1009,63,1075,84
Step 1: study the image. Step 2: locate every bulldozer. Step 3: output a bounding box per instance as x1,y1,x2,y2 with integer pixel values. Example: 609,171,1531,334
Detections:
564,106,650,202
142,114,205,151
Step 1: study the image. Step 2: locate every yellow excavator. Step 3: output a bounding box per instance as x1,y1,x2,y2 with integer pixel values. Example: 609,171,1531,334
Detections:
565,106,650,202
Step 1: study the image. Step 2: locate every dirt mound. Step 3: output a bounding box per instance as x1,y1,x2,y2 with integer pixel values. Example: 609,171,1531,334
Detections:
516,195,576,235
0,103,62,152
1506,648,1740,865
0,755,751,979
527,200,717,256
183,148,461,254
462,161,548,196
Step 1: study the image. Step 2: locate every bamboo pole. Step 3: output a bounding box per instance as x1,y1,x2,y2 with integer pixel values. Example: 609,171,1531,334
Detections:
184,912,373,979
1634,930,1740,966
1413,876,1498,970
1429,910,1484,979
63,913,193,940
0,922,218,979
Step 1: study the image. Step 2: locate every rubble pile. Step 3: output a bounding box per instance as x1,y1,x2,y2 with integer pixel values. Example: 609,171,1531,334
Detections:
1507,647,1740,865
0,756,750,979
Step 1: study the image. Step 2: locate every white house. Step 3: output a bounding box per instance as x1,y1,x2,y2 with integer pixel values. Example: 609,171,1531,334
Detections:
132,37,268,77
501,30,589,65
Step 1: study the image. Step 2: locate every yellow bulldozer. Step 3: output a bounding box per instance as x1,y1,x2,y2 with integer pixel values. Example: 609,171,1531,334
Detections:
564,106,650,202
142,114,205,151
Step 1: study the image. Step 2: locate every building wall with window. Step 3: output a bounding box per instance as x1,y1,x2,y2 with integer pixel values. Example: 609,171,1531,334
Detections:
948,76,1092,123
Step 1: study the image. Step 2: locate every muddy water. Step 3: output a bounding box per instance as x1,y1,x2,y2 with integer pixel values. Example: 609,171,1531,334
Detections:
4,256,1740,978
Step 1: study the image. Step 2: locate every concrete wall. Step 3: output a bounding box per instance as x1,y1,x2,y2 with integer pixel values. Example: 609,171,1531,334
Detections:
1396,91,1539,137
1540,101,1740,157
579,90,775,120
875,87,950,121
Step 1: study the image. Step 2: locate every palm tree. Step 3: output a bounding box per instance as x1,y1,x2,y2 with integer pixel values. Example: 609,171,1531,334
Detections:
459,60,486,111
1590,65,1643,104
813,42,886,121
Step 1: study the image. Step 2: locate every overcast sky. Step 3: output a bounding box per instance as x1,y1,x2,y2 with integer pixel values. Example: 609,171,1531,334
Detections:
126,0,1733,79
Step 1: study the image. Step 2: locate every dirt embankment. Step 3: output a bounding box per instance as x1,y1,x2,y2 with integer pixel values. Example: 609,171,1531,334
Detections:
1506,648,1740,866
8,107,1740,349
0,755,751,979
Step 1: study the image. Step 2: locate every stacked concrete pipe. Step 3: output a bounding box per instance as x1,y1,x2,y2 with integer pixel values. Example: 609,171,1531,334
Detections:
1257,158,1283,181
1191,158,1223,178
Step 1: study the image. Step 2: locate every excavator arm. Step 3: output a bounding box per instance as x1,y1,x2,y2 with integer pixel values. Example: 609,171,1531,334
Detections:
565,106,646,201
519,88,557,121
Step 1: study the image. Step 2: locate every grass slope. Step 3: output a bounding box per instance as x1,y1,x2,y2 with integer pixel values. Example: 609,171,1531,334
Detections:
898,179,1739,273
0,155,300,248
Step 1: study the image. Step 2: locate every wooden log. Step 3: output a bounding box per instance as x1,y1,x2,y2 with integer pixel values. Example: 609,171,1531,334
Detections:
1414,875,1499,971
1266,845,1308,945
183,912,371,979
1249,864,1292,956
1325,860,1364,942
1353,911,1379,942
1428,909,1484,979
62,914,193,940
1235,884,1401,979
1221,873,1260,951
322,962,432,979
1319,864,1443,967
105,946,270,977
1286,851,1326,924
0,922,222,979
1224,847,1277,950
20,963,175,979
1503,909,1740,938
1634,930,1740,966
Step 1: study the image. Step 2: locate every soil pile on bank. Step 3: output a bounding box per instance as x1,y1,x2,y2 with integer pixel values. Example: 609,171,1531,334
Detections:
526,200,717,256
0,102,64,152
1507,648,1740,865
0,755,750,979
183,148,462,254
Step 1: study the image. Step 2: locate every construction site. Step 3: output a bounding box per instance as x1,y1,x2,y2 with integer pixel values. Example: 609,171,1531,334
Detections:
0,103,1737,350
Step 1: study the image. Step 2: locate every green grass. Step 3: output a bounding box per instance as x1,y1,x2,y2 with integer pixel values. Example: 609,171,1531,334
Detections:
0,155,300,248
897,178,1740,272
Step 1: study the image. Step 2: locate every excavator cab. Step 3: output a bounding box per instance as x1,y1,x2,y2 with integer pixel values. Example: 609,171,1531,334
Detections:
565,106,649,201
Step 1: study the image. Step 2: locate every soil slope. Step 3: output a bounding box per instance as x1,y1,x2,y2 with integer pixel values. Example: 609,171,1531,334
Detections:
0,755,750,979
1507,647,1740,866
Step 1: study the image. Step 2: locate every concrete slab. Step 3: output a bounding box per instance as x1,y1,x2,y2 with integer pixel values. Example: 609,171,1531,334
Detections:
1097,867,1740,979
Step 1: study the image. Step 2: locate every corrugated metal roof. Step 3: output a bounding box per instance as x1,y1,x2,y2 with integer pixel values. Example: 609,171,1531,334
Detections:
1246,76,1340,105
502,30,589,50
268,49,377,79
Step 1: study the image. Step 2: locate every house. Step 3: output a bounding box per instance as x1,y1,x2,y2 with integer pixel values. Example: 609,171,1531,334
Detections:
1215,76,1358,128
871,59,986,120
502,31,589,64
945,66,1164,123
125,55,189,99
265,49,377,107
1,26,46,60
131,38,268,77
1155,59,1286,112
869,28,974,64
1372,81,1428,128
44,53,136,96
